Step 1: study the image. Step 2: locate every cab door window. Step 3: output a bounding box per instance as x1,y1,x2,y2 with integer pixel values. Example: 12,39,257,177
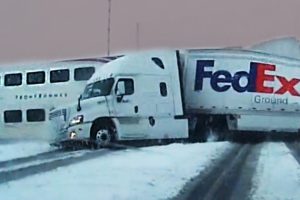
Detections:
116,79,134,95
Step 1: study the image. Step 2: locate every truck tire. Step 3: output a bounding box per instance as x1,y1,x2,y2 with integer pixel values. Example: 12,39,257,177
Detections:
91,124,115,148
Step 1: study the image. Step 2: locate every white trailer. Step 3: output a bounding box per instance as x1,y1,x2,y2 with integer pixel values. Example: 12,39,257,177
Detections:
51,48,300,145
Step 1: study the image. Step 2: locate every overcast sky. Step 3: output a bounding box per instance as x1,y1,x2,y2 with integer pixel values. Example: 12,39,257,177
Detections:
0,0,299,63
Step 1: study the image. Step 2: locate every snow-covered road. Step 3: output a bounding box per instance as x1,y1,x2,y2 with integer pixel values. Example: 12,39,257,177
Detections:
1,141,300,200
0,140,52,162
250,142,300,200
0,141,231,200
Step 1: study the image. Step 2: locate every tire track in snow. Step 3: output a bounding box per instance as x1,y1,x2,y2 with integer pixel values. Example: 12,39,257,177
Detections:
0,148,116,184
0,149,63,169
174,143,262,200
250,142,300,200
285,142,300,165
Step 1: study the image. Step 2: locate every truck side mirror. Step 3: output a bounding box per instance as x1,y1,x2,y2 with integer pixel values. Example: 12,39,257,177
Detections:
116,81,126,102
116,81,125,95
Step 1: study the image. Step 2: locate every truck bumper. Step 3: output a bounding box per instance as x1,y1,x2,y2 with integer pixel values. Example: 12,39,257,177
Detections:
51,122,93,148
66,122,92,141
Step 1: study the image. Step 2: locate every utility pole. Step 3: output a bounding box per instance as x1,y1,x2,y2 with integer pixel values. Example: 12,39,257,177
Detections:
107,0,112,56
136,22,140,50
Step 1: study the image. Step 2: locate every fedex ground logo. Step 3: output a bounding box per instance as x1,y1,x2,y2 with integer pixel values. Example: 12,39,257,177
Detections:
194,60,300,96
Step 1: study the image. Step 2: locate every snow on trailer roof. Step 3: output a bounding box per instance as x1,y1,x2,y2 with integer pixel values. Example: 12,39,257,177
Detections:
249,37,300,60
0,55,124,72
185,41,300,67
186,37,300,58
186,37,300,60
59,55,124,63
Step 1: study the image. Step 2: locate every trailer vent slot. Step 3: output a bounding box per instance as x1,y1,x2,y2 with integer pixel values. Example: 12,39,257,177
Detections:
151,57,165,69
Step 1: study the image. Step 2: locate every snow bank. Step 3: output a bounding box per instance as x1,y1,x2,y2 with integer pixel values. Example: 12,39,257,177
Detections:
0,140,52,162
250,142,300,200
0,142,231,200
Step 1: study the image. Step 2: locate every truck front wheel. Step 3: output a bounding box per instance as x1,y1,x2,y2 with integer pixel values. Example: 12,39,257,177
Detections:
91,123,115,148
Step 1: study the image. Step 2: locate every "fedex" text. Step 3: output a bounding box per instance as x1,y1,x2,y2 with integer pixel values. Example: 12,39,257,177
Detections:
194,60,300,96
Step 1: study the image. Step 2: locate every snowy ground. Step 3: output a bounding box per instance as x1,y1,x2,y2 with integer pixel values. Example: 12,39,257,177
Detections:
250,142,300,200
2,141,300,200
0,142,231,200
0,140,52,162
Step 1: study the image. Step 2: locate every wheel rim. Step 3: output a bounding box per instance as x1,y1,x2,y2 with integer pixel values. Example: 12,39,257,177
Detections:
95,129,111,146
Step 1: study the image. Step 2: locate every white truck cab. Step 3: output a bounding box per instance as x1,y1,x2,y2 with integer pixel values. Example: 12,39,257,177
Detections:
65,50,188,145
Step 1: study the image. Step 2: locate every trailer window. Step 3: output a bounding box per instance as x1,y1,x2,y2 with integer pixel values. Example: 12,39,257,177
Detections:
160,82,167,96
74,67,95,81
5,73,22,86
4,110,22,123
50,69,69,83
116,79,134,95
27,71,45,85
27,109,45,122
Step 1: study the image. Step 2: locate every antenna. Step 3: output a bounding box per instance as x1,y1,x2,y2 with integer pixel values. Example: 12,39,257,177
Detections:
136,22,140,50
107,0,112,56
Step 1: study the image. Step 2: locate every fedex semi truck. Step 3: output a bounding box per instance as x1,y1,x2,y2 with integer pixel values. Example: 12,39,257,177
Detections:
50,48,300,145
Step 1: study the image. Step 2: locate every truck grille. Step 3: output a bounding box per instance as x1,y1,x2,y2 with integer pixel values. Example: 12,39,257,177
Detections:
49,108,67,121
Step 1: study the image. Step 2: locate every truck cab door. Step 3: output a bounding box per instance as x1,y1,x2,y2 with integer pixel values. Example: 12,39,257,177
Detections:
113,77,145,138
113,78,138,116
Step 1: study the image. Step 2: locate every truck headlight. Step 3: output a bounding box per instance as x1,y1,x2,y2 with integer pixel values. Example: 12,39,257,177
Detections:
69,131,77,139
69,115,84,126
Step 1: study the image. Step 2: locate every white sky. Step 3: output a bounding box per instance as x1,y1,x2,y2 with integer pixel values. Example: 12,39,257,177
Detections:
0,0,299,63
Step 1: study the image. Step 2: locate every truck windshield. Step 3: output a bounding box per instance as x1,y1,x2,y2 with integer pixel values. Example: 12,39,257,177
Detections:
82,78,114,100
